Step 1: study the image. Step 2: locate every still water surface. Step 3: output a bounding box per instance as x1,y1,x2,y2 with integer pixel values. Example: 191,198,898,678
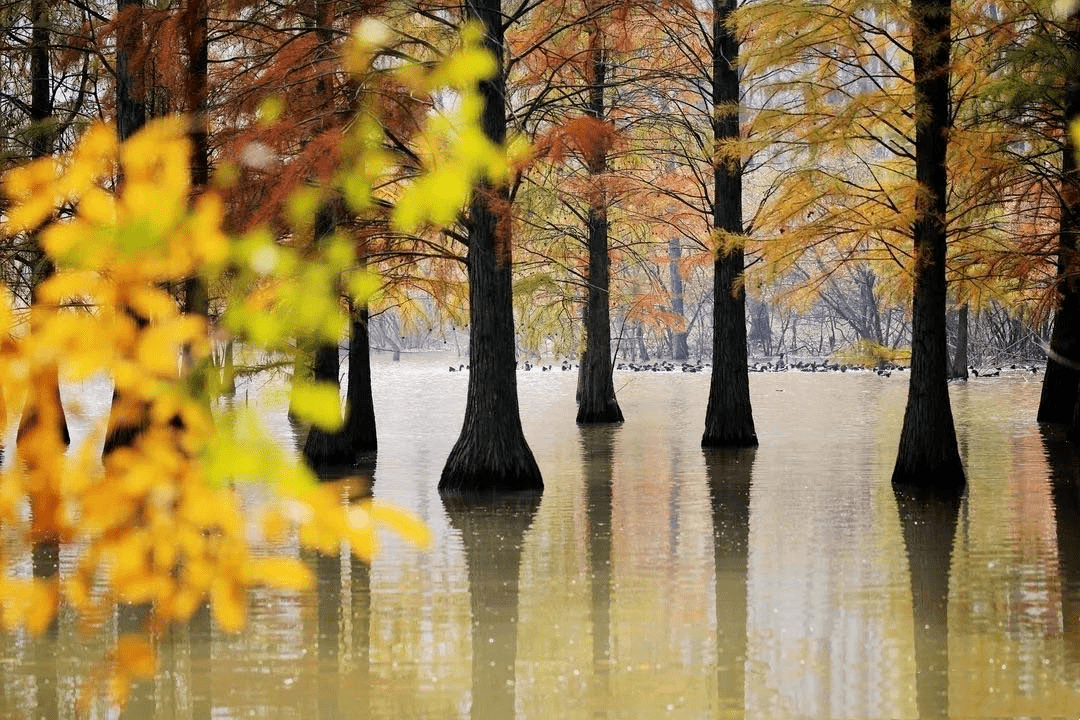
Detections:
2,356,1079,719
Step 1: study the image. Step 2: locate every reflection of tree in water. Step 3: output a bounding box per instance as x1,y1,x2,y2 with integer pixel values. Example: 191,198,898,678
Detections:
580,426,616,701
1041,427,1080,682
894,487,961,720
705,448,754,719
31,541,58,720
316,460,375,720
443,493,541,720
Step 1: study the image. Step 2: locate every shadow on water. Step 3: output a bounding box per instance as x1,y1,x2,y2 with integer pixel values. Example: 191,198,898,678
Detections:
704,447,754,720
1041,426,1080,682
893,485,962,720
580,425,616,705
442,492,541,720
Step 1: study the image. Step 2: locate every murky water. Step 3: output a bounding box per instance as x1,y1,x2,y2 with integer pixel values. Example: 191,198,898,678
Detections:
3,356,1079,719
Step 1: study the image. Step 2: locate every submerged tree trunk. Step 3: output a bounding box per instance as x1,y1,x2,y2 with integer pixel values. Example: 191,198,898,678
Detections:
948,303,969,380
892,0,965,493
1040,27,1080,425
702,0,757,449
439,0,542,496
577,34,622,425
102,0,148,457
18,0,69,450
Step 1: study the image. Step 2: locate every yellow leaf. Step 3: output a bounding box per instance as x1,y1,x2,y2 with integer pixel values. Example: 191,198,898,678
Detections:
211,578,246,632
116,635,156,680
245,558,314,591
288,380,343,431
369,501,432,549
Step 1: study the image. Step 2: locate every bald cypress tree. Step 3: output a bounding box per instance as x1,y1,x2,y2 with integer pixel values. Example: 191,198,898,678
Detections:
439,0,542,496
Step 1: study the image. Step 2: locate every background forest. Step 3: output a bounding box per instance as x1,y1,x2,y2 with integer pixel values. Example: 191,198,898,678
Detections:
0,0,1064,381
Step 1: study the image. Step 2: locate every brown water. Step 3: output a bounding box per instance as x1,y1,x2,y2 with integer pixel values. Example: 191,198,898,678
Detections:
3,357,1079,719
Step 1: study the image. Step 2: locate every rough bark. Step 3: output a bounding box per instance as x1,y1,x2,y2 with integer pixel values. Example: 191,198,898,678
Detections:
577,37,622,424
439,0,542,496
891,0,965,493
1040,28,1080,424
704,448,753,714
893,486,960,720
442,494,540,720
702,0,757,449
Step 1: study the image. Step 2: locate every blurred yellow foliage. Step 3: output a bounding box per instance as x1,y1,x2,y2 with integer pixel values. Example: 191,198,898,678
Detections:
0,18,500,711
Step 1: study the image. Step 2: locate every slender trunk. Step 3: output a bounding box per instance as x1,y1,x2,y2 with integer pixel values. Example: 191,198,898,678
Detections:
892,0,964,492
669,238,689,361
1041,18,1080,423
702,0,757,448
577,36,622,424
439,0,542,495
636,321,648,362
102,0,148,457
949,303,969,380
181,0,210,393
19,0,69,450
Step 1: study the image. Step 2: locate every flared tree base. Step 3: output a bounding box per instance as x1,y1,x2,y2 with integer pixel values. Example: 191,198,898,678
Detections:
303,425,377,479
439,430,543,498
576,401,624,425
891,455,965,500
701,420,758,449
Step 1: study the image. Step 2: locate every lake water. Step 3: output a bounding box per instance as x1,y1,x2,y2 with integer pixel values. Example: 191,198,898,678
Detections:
2,354,1078,719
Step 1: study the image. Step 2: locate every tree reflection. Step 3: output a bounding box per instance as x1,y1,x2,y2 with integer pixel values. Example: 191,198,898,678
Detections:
580,425,616,701
443,493,541,720
894,486,961,719
317,459,375,720
704,448,754,720
31,541,58,720
1041,427,1080,682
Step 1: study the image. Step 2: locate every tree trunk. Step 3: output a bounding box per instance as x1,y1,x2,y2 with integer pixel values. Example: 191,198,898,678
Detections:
892,0,965,493
702,0,757,448
18,0,69,451
342,302,377,455
948,303,969,380
439,0,542,495
102,0,148,457
1040,22,1080,424
577,36,622,424
669,238,690,361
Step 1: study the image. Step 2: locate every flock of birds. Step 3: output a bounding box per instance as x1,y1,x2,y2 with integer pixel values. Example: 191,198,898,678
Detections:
447,359,1043,376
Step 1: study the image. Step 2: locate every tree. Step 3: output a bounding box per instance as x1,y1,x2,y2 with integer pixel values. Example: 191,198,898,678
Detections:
702,0,757,448
575,7,624,424
891,0,965,491
1038,10,1080,425
439,0,543,496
